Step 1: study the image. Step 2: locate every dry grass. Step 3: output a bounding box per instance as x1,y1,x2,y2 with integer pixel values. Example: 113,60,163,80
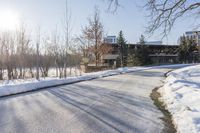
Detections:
150,86,176,133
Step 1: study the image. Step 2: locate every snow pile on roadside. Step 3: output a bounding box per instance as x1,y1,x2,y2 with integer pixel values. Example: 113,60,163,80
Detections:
159,65,200,133
0,64,191,97
0,67,144,97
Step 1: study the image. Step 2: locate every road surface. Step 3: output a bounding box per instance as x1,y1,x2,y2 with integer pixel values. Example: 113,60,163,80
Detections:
0,68,171,133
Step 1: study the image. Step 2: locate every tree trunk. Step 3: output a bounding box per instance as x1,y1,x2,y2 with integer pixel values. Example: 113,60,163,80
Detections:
56,66,58,77
64,64,67,78
0,69,3,80
19,67,23,79
7,68,12,80
29,67,34,78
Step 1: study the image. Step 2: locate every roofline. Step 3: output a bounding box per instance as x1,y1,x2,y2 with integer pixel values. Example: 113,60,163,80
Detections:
105,36,116,37
103,43,178,46
186,31,200,34
127,43,179,46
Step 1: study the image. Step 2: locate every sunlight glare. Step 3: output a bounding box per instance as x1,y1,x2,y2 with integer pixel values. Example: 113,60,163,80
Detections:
0,10,20,31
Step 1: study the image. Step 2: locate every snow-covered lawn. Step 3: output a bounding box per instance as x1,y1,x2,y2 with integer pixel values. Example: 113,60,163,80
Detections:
0,64,191,98
159,65,200,133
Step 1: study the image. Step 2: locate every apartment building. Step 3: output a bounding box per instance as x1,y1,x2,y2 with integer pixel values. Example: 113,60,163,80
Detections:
102,36,179,67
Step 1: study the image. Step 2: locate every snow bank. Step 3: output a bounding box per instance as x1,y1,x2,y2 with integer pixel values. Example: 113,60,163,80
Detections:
0,64,191,97
0,67,141,97
159,65,200,133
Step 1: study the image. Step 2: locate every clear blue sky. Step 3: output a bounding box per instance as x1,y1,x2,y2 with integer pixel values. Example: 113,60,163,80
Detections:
0,0,198,44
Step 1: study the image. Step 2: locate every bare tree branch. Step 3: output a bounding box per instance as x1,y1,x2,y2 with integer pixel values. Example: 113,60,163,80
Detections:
106,0,200,36
106,0,120,12
145,0,200,36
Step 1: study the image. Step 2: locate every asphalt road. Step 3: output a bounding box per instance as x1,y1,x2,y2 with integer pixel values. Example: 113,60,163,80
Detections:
0,68,171,133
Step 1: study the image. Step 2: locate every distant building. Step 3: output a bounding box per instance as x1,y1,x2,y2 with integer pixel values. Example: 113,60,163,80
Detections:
185,31,200,46
101,37,179,67
104,36,117,44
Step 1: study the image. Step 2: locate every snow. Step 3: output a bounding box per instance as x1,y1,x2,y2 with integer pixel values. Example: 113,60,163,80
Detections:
0,67,83,80
0,64,192,98
159,64,200,133
0,67,141,97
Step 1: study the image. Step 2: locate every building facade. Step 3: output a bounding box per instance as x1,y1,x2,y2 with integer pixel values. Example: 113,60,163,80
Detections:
104,36,117,44
185,31,200,46
102,36,179,67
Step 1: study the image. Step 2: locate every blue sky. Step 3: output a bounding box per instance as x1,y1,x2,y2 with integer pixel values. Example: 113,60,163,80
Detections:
0,0,198,44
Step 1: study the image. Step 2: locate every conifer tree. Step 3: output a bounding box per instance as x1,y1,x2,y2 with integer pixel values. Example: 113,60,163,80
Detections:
128,35,151,66
178,35,198,63
117,31,127,67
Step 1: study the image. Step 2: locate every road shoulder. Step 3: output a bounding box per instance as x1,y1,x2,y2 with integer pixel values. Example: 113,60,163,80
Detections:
150,86,176,133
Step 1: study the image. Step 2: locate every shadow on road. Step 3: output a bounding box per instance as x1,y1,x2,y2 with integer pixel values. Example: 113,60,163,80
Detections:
46,82,162,132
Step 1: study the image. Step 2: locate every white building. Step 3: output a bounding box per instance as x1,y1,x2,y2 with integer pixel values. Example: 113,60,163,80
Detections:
104,36,117,44
185,31,200,46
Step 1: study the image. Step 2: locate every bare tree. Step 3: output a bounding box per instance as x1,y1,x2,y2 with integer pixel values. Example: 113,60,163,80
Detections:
51,29,61,77
62,0,73,78
67,41,83,76
1,32,16,80
16,23,30,78
46,30,67,79
74,37,93,70
36,27,41,80
57,45,67,78
39,37,54,77
82,7,104,66
26,48,36,78
0,60,3,80
0,34,5,80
